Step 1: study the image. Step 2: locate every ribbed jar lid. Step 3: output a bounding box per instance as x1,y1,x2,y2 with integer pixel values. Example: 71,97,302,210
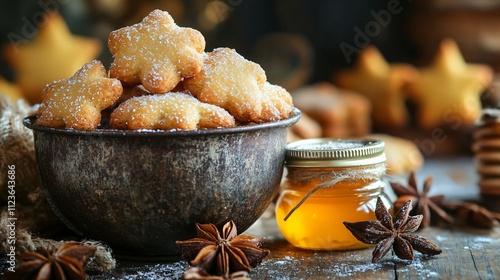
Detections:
285,138,386,167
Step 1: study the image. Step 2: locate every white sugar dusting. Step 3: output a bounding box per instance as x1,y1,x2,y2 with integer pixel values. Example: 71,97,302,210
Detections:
109,9,204,92
253,255,385,279
467,236,499,250
251,253,445,279
435,235,447,242
111,92,233,130
472,236,497,244
461,236,499,250
185,47,291,122
404,257,439,279
99,261,187,280
298,141,365,151
38,60,121,129
325,261,383,277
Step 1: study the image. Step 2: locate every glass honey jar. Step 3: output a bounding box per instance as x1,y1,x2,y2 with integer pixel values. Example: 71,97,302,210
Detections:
276,138,391,250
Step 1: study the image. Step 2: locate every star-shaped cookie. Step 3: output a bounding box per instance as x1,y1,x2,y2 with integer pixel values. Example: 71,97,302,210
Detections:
108,9,205,94
183,48,293,123
110,92,236,130
4,12,101,104
407,39,493,129
334,46,418,129
36,60,123,130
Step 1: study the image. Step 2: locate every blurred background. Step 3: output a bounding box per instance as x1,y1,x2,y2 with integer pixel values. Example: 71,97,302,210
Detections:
0,0,460,84
2,0,500,157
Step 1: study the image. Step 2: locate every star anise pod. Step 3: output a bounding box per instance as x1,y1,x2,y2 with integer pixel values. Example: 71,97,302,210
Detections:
6,242,96,280
443,201,500,228
183,267,251,280
343,197,442,262
390,172,454,228
176,221,269,277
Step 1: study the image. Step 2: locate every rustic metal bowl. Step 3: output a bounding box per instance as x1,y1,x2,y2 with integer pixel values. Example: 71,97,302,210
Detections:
23,109,300,258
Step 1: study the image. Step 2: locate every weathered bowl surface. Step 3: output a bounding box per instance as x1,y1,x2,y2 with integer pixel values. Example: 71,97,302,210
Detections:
24,109,300,258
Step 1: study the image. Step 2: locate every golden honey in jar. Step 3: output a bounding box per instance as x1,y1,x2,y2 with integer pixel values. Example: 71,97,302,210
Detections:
276,138,391,250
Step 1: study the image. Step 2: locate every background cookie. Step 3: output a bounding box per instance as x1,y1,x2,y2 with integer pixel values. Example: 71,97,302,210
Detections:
3,12,101,104
478,179,500,196
291,82,371,138
474,152,500,163
407,39,493,129
473,109,500,203
369,134,424,175
288,112,322,140
334,46,418,129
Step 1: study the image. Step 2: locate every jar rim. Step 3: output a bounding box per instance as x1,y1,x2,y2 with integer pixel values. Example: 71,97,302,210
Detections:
285,138,386,167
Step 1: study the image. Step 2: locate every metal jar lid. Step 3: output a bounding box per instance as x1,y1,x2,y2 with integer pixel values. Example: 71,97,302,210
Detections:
285,138,386,167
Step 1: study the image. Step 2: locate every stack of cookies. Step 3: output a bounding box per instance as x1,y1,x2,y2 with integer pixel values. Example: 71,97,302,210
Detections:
473,109,500,211
32,10,294,131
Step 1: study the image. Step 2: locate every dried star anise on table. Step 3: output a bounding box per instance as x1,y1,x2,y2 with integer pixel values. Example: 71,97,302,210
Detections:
443,201,500,228
6,242,96,280
343,197,442,262
390,172,454,228
183,267,251,280
176,221,269,278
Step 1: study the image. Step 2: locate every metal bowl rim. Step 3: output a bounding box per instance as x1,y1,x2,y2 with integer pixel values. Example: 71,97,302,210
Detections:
23,108,301,137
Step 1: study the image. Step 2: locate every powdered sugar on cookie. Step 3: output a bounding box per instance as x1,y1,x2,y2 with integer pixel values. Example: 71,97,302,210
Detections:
108,9,205,94
110,92,235,130
35,11,294,131
36,60,123,130
183,48,293,123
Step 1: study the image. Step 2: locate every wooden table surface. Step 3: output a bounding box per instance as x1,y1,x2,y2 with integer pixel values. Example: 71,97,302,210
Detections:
246,218,500,279
2,157,500,279
81,217,500,280
75,157,500,279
